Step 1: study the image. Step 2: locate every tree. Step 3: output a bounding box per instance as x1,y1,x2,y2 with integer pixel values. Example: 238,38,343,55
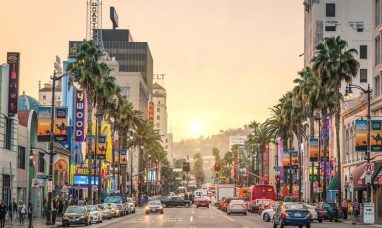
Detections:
67,40,104,203
192,153,205,187
212,147,220,163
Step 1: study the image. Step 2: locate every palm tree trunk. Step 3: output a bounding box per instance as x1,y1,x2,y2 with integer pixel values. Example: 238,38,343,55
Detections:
87,95,93,204
97,115,103,200
289,131,294,194
335,97,342,204
297,123,302,201
322,109,329,201
121,131,127,194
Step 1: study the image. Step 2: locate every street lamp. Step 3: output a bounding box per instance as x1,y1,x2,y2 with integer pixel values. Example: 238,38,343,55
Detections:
345,83,372,202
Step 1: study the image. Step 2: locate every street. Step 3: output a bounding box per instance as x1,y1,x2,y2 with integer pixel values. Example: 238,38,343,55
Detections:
75,206,382,228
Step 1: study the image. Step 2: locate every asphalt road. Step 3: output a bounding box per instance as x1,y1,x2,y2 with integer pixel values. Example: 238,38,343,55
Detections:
77,206,382,228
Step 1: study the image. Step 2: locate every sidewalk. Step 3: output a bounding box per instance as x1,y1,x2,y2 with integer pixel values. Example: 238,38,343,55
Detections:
5,217,62,228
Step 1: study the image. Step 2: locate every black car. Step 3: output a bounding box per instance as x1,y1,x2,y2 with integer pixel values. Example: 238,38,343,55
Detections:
317,202,339,222
273,202,312,228
62,206,92,227
161,196,192,208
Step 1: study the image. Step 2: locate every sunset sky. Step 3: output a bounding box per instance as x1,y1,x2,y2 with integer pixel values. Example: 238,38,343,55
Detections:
0,0,304,141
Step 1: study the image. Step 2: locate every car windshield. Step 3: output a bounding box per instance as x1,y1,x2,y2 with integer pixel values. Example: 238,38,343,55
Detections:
104,196,123,204
85,206,98,211
102,204,110,209
285,204,304,210
66,207,85,213
148,201,161,206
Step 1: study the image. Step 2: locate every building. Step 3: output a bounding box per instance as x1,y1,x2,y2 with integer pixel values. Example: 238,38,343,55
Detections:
303,0,373,202
38,81,62,106
229,136,247,150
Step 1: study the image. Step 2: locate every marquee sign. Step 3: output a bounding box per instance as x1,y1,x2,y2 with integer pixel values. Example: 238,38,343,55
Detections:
7,52,20,117
74,90,85,142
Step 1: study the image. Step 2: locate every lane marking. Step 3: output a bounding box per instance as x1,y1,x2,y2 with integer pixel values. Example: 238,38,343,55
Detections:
190,215,193,222
224,215,235,222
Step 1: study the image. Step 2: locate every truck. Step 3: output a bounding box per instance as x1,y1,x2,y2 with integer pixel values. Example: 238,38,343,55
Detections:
215,184,235,206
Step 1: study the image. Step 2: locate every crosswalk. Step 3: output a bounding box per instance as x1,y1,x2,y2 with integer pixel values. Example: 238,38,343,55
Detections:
123,217,184,224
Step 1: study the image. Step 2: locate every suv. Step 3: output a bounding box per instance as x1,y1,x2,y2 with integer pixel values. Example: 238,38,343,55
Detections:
317,202,338,222
103,194,128,216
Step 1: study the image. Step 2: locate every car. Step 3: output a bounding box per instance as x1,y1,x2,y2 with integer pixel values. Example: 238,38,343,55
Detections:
126,198,136,213
86,205,103,224
317,202,338,222
222,198,239,212
303,203,320,223
104,194,129,216
97,204,112,220
161,196,192,208
196,198,209,208
145,200,164,214
105,203,119,218
62,206,92,227
273,202,312,228
258,199,272,215
249,199,270,213
261,202,279,222
226,199,247,216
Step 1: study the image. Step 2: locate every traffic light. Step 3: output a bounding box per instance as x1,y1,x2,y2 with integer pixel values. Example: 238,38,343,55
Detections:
214,163,221,172
183,162,190,172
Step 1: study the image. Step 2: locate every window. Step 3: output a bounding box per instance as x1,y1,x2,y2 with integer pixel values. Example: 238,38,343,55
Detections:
157,108,160,112
377,0,382,26
360,69,368,83
42,95,46,100
326,4,335,17
157,115,160,120
2,175,11,206
5,118,12,150
376,36,381,65
325,26,336,31
360,45,367,59
38,153,45,172
375,75,381,97
17,146,26,169
157,123,160,128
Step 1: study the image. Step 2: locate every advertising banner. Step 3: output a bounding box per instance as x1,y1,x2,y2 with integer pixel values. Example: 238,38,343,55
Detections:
371,120,382,152
7,52,20,117
283,151,290,167
291,151,299,169
54,107,68,142
73,175,99,185
120,149,127,167
37,106,52,142
355,120,368,152
74,89,85,142
96,135,107,159
309,137,318,161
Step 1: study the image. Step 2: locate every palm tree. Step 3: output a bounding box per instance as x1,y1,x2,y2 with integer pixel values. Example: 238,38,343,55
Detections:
312,36,359,202
67,40,104,203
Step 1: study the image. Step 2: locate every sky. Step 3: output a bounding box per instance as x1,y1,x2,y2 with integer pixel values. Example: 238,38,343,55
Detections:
0,0,304,141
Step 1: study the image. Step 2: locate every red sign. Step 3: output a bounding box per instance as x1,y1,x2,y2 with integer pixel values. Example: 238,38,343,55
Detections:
148,101,154,124
364,163,374,174
7,53,20,117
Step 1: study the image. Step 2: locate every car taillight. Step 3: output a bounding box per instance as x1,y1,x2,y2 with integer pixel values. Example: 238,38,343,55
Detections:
307,212,312,218
281,211,288,218
243,204,247,208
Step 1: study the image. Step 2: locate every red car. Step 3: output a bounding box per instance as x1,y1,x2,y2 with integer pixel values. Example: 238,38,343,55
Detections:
196,198,209,208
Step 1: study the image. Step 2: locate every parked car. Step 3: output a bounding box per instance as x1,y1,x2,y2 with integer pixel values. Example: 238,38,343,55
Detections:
127,197,136,213
317,202,338,222
62,206,92,227
161,196,192,208
261,201,279,222
86,205,103,224
227,199,247,216
272,202,312,228
303,203,320,223
97,204,112,220
145,200,164,214
105,203,119,218
196,198,209,208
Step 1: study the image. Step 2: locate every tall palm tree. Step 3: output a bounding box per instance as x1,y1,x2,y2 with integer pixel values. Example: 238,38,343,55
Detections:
67,40,104,203
312,36,359,202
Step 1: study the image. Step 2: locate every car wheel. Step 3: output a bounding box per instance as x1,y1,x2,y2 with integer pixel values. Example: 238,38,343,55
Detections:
227,212,231,215
197,206,199,208
299,225,303,228
207,206,209,208
160,210,164,214
306,224,311,228
146,211,149,214
244,212,247,216
319,219,323,223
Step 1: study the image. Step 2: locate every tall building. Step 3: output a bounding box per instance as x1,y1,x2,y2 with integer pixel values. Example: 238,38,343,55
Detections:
38,81,62,106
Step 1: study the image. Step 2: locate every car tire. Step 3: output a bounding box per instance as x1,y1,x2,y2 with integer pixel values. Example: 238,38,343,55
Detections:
146,211,149,214
207,206,209,208
197,206,199,208
160,210,164,214
227,212,231,215
306,224,311,228
244,212,247,216
299,225,303,228
319,219,323,223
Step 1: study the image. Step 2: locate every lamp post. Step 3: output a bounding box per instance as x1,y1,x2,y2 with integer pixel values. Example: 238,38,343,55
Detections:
345,83,372,202
313,111,322,202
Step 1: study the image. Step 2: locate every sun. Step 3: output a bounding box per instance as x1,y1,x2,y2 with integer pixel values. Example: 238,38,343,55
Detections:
190,119,205,137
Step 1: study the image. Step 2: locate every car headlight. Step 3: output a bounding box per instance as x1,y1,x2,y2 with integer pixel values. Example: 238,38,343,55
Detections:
80,215,86,219
159,206,163,209
145,206,149,210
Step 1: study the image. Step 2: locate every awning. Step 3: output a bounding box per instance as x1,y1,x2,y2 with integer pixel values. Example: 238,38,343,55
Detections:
328,173,339,190
372,161,382,185
353,161,382,189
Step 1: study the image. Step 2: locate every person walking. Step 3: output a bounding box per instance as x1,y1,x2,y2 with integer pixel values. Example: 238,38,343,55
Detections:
27,201,33,228
352,199,360,224
8,198,17,222
18,200,26,225
341,199,348,220
57,198,63,218
0,201,7,228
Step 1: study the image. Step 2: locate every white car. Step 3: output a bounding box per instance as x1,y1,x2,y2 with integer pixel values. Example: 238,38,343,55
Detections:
261,207,276,222
303,203,319,222
86,205,103,224
126,198,136,213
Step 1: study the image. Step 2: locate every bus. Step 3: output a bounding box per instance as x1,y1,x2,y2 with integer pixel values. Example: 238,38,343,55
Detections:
246,184,276,212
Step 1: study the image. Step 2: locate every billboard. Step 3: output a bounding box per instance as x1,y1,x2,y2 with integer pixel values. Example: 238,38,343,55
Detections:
7,52,20,117
54,107,68,142
355,120,368,152
37,107,52,142
309,137,319,161
73,175,99,185
96,135,107,159
74,89,85,142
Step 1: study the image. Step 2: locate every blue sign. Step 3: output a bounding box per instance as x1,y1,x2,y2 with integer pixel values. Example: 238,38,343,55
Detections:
73,175,99,185
37,175,49,180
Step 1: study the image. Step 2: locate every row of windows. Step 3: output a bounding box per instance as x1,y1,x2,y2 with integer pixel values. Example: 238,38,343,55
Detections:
17,146,45,172
376,0,382,27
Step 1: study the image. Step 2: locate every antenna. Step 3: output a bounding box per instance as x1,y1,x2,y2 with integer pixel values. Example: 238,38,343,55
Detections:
86,0,105,51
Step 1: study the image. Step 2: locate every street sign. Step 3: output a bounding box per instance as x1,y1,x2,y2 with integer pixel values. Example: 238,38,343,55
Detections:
365,174,372,184
364,163,374,174
37,175,49,180
363,202,375,224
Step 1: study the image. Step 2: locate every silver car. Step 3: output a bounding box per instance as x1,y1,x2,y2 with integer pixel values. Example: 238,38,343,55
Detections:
227,200,247,216
86,205,103,224
145,200,164,214
97,204,112,220
127,197,136,213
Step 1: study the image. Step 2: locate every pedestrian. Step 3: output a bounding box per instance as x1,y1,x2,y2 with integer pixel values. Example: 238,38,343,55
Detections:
0,201,7,228
8,198,17,221
18,200,26,225
51,198,57,225
27,201,33,228
341,199,348,220
352,199,360,224
58,198,63,218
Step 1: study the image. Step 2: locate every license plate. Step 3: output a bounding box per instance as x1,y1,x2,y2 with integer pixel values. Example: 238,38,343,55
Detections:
152,209,156,212
295,213,301,217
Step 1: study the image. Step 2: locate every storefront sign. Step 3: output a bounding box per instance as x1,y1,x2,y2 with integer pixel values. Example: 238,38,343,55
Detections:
96,135,107,159
37,106,52,142
55,159,68,172
54,107,68,142
355,120,368,152
76,167,96,175
7,52,20,117
73,175,99,185
290,150,299,169
74,90,85,142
